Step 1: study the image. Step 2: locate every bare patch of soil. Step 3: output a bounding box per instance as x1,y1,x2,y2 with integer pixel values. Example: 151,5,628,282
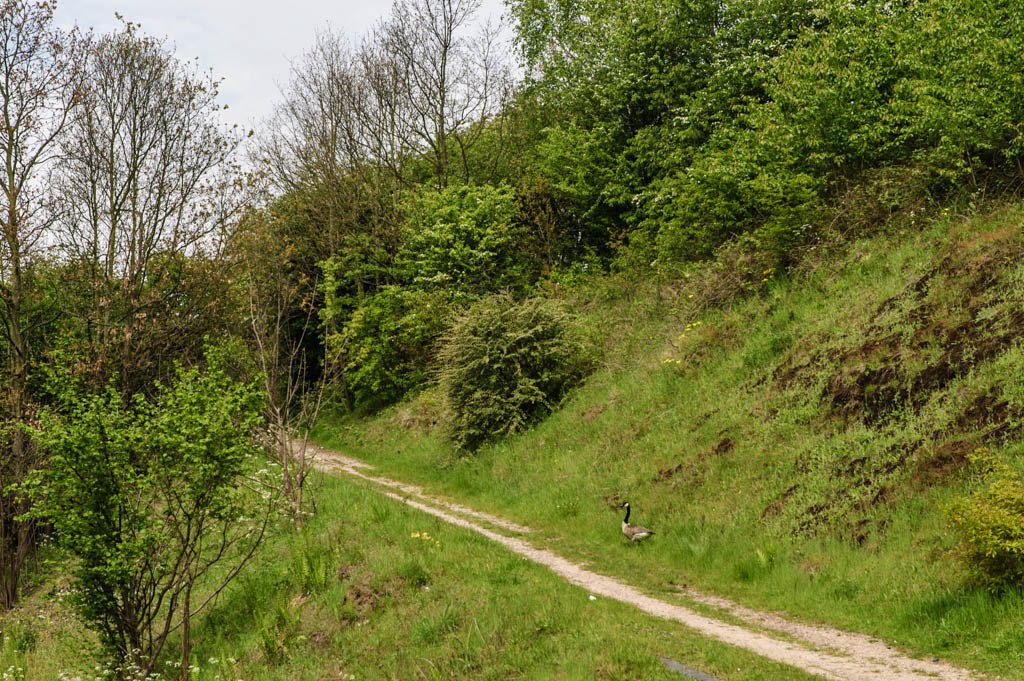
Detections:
774,231,1024,427
657,437,734,486
761,484,798,521
391,402,442,432
910,440,976,488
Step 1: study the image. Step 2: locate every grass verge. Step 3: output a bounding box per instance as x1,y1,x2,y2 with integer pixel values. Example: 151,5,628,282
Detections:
1,473,820,680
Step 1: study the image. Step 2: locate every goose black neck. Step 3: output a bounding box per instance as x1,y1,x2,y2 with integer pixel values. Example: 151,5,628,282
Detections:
623,504,631,523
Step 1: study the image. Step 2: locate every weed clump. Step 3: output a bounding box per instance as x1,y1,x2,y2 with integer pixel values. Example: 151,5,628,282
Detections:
948,449,1024,590
437,294,589,452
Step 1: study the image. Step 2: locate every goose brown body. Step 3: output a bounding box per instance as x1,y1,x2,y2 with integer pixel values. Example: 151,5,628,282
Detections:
620,502,654,542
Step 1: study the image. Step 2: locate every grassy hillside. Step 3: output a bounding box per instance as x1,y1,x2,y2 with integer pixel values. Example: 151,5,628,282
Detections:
0,474,818,681
9,206,1024,679
317,205,1024,679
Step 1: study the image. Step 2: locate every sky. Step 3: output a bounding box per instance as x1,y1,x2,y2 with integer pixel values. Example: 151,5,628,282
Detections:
55,0,511,132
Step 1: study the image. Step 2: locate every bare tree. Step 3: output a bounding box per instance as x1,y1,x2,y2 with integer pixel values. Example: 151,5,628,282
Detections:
378,0,511,188
261,29,403,297
263,0,512,204
0,0,84,609
238,208,329,529
55,19,244,395
264,30,358,194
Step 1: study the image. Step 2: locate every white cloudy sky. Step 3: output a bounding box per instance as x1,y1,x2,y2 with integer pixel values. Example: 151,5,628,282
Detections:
55,0,510,131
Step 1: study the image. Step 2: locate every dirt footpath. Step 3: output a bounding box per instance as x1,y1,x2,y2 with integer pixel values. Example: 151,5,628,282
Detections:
312,445,980,681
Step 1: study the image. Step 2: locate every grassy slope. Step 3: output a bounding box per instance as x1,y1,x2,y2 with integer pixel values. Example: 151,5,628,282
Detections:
317,205,1024,679
1,474,817,681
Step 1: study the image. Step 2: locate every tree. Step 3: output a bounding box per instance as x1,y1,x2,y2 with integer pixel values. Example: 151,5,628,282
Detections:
30,357,272,679
507,0,822,265
262,29,387,246
261,0,514,294
54,19,244,396
378,0,511,188
397,183,532,295
322,284,448,411
0,0,84,609
237,207,329,529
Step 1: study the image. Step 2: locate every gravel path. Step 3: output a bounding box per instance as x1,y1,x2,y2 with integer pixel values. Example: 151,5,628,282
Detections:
312,445,980,681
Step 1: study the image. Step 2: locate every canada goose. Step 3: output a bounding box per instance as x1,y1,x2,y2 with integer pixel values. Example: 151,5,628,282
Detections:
620,502,654,542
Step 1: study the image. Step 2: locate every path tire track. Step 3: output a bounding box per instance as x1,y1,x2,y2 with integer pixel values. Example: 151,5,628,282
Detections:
311,445,979,681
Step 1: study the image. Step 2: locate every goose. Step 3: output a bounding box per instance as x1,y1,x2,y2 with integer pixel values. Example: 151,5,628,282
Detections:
620,502,654,542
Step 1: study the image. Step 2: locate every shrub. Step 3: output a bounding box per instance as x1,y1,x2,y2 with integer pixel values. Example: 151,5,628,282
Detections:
437,294,588,451
329,286,449,412
28,358,269,674
948,450,1024,590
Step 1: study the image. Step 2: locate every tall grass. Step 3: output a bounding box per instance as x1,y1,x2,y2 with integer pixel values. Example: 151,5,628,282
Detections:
3,473,820,680
317,206,1024,679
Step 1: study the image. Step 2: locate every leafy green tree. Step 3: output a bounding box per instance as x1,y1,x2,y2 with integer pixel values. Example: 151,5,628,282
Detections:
398,184,534,295
325,286,448,412
29,357,271,677
653,117,824,262
891,0,1024,185
651,0,1024,263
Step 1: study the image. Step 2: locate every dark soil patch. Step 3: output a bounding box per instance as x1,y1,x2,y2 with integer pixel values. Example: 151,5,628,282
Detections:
910,439,975,488
952,386,1017,439
345,574,380,615
773,229,1024,427
712,437,735,455
307,629,333,650
582,403,606,423
341,570,403,620
761,484,798,520
657,437,735,485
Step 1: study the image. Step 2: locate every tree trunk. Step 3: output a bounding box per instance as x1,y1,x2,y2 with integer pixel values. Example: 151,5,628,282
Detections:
180,581,192,681
0,218,36,610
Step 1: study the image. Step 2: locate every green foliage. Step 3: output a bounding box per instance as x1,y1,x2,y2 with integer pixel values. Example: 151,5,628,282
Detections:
398,184,533,296
627,0,1024,264
327,286,448,412
528,124,624,259
27,354,267,672
437,294,588,451
653,122,824,261
949,451,1024,590
509,0,822,263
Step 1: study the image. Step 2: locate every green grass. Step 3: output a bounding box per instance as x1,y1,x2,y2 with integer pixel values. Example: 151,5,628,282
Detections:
4,474,820,680
10,206,1024,679
315,205,1024,679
